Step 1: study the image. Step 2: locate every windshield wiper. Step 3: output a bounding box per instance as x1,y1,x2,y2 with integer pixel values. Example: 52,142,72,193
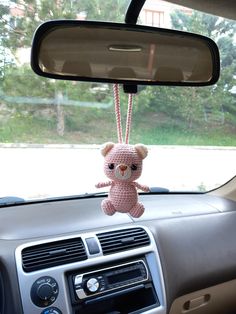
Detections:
149,187,170,193
148,187,204,194
13,189,171,205
0,196,25,206
0,188,203,208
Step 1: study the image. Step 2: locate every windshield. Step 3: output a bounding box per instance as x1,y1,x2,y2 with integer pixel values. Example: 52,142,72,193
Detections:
0,0,235,200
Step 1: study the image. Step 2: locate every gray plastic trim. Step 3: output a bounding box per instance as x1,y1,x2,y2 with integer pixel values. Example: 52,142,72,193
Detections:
15,225,166,314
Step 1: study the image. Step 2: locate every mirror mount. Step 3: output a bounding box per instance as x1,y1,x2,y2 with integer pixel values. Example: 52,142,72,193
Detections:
124,0,147,93
123,84,138,94
125,0,146,24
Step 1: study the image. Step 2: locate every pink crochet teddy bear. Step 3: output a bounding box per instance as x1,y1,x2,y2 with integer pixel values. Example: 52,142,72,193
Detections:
96,142,149,218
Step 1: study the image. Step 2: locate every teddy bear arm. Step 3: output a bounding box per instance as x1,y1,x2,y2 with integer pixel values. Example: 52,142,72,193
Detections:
95,181,112,188
134,182,150,192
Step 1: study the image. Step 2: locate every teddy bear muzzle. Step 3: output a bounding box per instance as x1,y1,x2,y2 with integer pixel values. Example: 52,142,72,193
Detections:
115,163,131,180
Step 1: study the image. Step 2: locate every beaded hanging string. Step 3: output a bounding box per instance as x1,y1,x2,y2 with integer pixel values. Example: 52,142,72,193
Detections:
125,93,133,144
113,84,133,144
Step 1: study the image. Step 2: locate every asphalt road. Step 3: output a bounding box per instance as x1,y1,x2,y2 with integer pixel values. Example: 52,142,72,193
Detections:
0,145,235,200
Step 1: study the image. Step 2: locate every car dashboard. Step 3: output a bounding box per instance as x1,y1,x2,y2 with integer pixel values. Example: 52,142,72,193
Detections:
1,193,236,314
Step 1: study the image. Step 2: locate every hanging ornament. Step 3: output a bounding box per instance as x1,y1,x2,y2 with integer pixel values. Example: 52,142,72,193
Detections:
96,84,149,218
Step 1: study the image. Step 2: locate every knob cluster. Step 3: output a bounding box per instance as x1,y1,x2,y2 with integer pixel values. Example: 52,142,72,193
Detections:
31,276,59,307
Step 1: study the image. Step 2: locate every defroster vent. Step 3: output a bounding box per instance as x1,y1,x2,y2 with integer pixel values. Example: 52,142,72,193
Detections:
22,237,87,272
97,227,150,255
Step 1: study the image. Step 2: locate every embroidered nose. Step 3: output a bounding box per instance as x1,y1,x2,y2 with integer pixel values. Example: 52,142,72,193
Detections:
119,165,127,171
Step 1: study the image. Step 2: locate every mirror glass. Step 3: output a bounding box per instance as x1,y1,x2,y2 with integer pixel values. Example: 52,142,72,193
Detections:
32,22,219,85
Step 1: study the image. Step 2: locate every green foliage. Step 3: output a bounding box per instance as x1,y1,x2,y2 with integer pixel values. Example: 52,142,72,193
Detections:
77,0,130,22
3,65,54,98
2,0,130,50
3,0,82,49
126,11,236,130
1,108,235,145
0,4,9,41
142,12,236,129
131,112,236,146
0,113,56,143
197,182,207,192
171,10,236,39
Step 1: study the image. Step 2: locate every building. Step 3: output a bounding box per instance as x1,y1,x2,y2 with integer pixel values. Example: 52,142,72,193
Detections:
140,0,192,28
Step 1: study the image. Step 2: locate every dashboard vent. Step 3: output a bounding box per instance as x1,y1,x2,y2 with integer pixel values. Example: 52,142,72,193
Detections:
97,227,150,255
22,237,87,272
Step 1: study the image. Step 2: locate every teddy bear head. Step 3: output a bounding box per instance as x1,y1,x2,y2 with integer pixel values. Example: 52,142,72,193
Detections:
101,142,148,182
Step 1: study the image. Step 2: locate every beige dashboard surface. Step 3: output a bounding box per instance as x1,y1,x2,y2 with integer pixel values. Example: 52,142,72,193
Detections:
169,278,236,314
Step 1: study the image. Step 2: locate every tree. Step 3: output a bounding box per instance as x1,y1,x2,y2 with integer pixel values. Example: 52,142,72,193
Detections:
134,10,236,129
1,0,130,137
170,10,236,127
78,0,130,22
0,4,12,79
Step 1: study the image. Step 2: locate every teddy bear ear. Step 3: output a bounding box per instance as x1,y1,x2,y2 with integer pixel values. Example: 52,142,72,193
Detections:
134,144,148,159
101,142,115,157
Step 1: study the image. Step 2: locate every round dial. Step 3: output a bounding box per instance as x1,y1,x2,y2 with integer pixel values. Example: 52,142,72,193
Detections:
86,278,100,293
41,307,62,314
37,283,54,300
31,276,59,307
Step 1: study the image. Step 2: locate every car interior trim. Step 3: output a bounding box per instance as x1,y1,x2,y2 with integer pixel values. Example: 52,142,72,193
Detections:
15,225,167,314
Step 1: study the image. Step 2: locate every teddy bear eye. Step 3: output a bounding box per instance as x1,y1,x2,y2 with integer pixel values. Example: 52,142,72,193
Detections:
108,163,115,170
131,164,138,171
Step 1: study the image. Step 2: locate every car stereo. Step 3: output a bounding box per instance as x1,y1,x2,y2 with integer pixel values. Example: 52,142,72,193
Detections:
71,260,148,301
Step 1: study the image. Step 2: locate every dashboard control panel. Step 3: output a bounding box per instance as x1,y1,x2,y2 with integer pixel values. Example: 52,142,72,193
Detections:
15,226,166,314
31,276,59,307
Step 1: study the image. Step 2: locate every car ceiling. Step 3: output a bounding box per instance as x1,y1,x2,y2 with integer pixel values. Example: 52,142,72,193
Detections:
163,0,236,21
126,0,236,27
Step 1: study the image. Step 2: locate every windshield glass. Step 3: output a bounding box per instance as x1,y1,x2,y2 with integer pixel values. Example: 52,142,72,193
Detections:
0,0,235,200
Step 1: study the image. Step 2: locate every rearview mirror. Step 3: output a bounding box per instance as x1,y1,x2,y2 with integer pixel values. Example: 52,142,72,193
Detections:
31,21,220,86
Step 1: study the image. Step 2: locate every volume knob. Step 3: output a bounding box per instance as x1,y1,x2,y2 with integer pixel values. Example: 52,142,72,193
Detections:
37,283,54,300
31,276,59,307
86,278,99,293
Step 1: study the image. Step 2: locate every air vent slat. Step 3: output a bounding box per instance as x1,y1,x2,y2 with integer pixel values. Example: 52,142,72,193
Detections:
98,234,143,242
99,234,147,245
98,229,144,239
97,228,150,255
22,237,87,272
101,242,150,254
22,241,84,256
23,252,87,267
22,248,86,263
100,240,150,250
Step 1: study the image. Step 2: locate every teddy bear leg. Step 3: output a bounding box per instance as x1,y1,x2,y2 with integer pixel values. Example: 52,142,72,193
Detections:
129,202,145,218
101,199,116,216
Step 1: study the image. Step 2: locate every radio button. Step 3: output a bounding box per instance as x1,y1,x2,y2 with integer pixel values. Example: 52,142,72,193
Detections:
76,289,87,300
86,278,100,293
74,275,83,286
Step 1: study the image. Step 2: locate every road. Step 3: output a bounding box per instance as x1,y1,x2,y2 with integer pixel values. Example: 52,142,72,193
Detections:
0,145,235,200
